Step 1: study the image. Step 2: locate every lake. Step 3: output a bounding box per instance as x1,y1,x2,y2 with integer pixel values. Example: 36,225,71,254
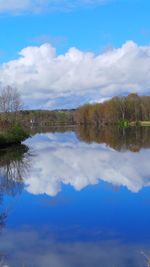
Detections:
0,126,150,266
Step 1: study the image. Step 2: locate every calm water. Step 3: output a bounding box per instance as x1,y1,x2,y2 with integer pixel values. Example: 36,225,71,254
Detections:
0,127,150,266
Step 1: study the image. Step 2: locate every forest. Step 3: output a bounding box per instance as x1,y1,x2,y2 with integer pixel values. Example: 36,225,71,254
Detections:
74,94,150,126
0,87,150,128
5,93,150,128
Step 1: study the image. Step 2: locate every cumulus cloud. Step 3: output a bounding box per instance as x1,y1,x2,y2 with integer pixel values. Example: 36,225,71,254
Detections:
0,0,109,14
0,41,150,109
23,132,150,196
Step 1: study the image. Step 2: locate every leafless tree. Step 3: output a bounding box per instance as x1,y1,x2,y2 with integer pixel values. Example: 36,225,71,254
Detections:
0,86,22,113
0,86,22,122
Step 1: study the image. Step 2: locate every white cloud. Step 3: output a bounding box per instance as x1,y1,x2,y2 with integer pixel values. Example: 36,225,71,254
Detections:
23,133,150,196
0,41,150,109
0,0,109,14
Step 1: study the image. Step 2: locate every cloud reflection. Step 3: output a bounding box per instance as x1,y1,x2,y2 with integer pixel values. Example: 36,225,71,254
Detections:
0,226,147,267
24,133,150,196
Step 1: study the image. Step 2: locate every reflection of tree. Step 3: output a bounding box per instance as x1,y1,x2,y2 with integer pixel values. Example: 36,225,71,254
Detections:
0,144,30,232
76,126,150,152
0,145,30,183
29,125,150,152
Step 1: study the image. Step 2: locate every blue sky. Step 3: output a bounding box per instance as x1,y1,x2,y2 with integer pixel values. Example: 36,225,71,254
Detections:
1,0,150,61
0,0,150,109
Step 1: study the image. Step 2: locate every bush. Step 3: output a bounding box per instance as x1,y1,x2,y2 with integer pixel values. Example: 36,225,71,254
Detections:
0,124,30,148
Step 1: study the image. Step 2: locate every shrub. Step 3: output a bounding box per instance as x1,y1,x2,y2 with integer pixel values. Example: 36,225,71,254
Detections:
0,124,30,148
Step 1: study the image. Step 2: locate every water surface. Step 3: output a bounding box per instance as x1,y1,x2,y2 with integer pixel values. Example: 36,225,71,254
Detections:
0,127,150,266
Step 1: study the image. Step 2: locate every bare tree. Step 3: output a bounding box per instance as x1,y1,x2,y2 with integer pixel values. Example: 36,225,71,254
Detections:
0,86,22,113
0,86,23,122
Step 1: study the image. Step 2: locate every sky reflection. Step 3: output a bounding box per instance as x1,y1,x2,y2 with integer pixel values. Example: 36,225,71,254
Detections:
0,226,148,267
24,131,150,196
0,130,150,266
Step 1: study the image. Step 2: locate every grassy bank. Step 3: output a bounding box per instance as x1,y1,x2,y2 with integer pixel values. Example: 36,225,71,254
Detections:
0,124,30,148
129,121,150,126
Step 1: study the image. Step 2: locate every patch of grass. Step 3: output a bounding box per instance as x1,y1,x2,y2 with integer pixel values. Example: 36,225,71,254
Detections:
129,121,150,127
140,121,150,126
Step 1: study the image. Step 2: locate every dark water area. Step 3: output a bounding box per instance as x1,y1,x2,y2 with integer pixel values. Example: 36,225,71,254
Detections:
0,127,150,266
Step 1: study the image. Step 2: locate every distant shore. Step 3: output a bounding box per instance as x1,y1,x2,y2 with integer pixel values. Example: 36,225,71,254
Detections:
0,93,150,149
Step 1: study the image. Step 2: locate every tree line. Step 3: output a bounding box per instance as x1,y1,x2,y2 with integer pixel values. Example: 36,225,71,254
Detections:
74,94,150,125
1,86,150,127
0,86,75,127
13,93,150,127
